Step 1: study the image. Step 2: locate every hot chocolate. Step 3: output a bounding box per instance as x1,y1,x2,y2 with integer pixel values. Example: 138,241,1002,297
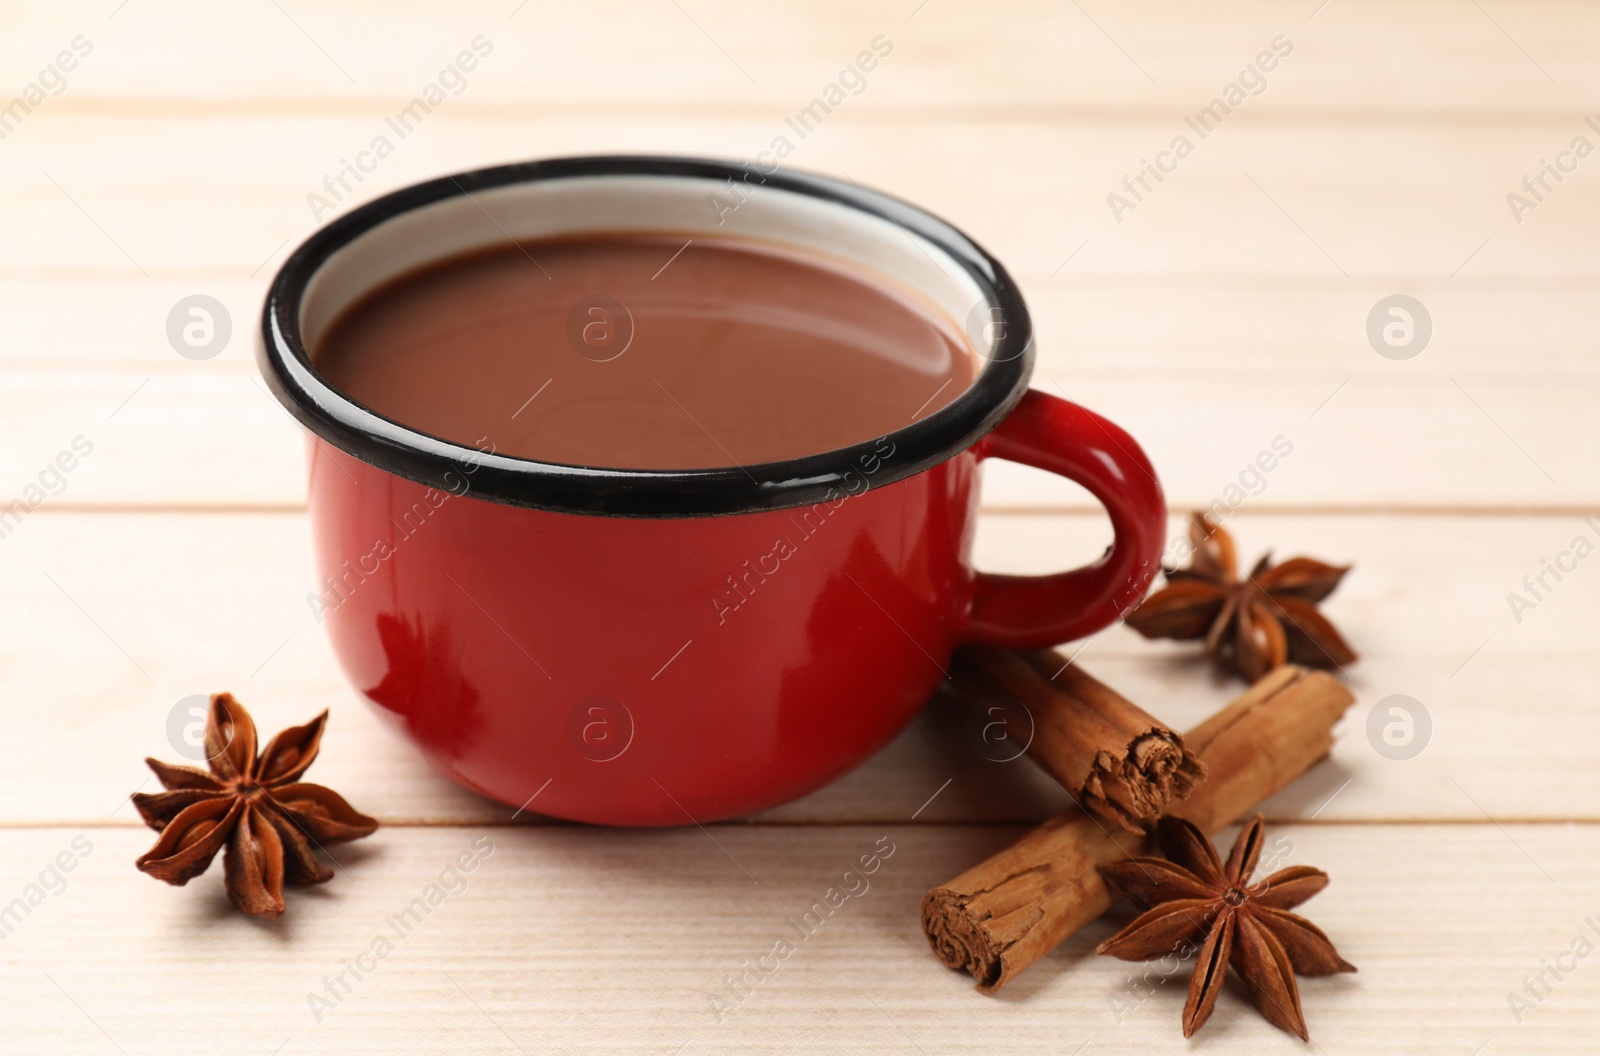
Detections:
315,233,977,469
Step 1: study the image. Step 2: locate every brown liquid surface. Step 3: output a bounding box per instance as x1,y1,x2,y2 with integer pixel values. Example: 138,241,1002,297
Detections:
315,234,976,469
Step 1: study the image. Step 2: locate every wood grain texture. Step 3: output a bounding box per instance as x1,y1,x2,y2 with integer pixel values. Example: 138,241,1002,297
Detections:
0,824,1592,1055
0,512,1590,825
9,0,1599,112
0,370,1589,509
7,275,1600,372
3,114,1595,279
1,1,1595,1050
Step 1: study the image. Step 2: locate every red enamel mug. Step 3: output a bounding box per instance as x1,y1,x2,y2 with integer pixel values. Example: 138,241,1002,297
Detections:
259,156,1165,826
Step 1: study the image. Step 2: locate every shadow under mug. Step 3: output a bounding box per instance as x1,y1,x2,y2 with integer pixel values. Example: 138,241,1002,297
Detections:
258,155,1166,826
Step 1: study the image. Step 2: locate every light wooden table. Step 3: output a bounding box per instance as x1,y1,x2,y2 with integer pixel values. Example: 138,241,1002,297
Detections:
1,1,1595,1051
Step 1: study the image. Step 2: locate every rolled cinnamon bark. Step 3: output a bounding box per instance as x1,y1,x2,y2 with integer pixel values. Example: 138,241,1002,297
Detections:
922,663,1354,993
949,645,1205,831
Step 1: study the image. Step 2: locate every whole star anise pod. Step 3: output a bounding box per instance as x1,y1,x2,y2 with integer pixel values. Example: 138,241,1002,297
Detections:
1097,814,1355,1040
133,693,378,918
1124,513,1356,681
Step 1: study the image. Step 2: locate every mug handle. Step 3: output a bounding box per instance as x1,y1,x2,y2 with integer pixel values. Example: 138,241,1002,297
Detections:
963,389,1167,649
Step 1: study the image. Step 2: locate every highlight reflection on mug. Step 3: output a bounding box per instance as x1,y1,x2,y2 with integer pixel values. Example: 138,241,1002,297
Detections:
567,694,635,762
964,693,1035,763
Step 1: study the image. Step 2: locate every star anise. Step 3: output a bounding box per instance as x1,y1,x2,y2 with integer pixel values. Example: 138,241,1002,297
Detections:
133,693,378,918
1124,513,1357,681
1097,814,1355,1040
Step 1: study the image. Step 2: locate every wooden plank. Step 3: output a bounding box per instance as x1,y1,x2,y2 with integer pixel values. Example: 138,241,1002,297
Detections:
0,511,1592,826
0,371,307,507
10,274,1600,373
11,0,1599,113
0,823,1592,1054
0,367,1588,509
1,4,1588,1052
1,113,1595,279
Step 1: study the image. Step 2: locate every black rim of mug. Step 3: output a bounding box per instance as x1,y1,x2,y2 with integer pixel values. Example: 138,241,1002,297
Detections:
258,155,1034,518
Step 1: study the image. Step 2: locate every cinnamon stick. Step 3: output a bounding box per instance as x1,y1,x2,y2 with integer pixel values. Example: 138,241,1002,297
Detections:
949,645,1204,831
922,663,1353,993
